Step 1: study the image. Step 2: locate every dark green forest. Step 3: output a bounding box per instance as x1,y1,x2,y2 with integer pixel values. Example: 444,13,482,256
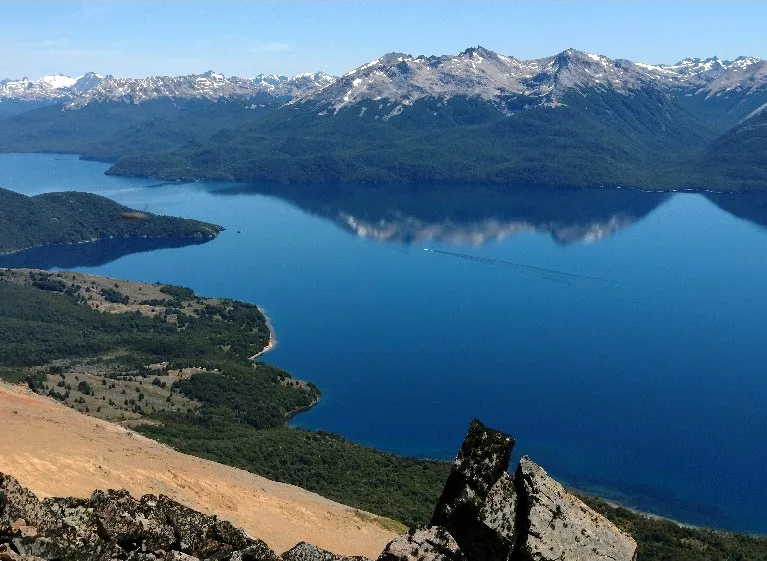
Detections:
1,87,765,191
94,90,725,189
0,188,222,254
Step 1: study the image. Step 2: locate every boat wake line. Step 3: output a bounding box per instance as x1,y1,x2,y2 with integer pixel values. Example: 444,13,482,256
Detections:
423,248,621,285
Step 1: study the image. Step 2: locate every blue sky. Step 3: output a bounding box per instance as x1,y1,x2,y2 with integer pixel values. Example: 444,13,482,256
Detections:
1,1,765,79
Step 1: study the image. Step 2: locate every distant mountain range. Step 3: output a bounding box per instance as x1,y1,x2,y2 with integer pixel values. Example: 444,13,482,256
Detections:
0,70,335,112
291,48,767,115
0,72,105,103
1,47,766,190
3,48,765,110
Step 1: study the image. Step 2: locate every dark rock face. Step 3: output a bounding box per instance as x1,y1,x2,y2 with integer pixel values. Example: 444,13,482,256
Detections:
0,474,278,561
431,419,517,561
380,419,637,561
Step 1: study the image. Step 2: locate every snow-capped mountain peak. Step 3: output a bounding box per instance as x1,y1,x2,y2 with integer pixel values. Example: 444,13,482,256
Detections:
39,74,78,89
292,47,663,114
290,47,766,115
2,49,764,113
201,70,226,81
0,72,105,102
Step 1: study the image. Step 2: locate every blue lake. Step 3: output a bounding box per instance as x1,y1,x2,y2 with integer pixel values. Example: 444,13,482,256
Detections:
1,153,766,533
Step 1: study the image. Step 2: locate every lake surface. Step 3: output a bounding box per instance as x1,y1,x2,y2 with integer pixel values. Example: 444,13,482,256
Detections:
1,153,766,534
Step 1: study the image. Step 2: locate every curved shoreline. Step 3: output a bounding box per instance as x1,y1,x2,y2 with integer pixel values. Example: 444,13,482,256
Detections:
246,311,322,420
286,399,321,422
0,232,220,257
249,307,277,361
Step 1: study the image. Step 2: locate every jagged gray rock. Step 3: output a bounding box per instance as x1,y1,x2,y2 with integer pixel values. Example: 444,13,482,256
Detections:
377,527,466,561
0,474,48,530
279,541,369,561
231,542,280,561
431,419,516,561
479,472,518,547
514,456,637,561
0,473,278,561
380,421,637,561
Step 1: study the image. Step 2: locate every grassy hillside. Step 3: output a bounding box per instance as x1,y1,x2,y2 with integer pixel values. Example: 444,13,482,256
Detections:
0,188,222,254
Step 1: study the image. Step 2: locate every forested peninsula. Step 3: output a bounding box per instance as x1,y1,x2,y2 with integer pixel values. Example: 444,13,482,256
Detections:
0,188,222,255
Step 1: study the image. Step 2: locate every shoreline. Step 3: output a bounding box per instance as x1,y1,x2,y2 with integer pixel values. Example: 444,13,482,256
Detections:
286,398,321,422
241,303,733,533
245,312,322,421
2,151,760,196
249,307,277,361
0,232,220,257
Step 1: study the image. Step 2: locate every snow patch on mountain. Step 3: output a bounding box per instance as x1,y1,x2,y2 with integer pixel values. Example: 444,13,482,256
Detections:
0,73,106,102
293,47,665,113
63,71,337,109
2,49,764,113
39,74,78,89
291,47,766,115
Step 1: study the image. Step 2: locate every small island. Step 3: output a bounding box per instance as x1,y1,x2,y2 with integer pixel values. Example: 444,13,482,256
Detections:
0,188,223,255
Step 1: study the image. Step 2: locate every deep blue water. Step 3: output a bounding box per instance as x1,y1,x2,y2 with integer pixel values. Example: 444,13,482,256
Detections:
1,153,766,534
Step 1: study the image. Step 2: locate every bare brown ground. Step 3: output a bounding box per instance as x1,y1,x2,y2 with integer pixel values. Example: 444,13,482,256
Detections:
0,383,398,558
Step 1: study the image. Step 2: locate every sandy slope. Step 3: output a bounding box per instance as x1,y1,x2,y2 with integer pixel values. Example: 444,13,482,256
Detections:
0,383,397,558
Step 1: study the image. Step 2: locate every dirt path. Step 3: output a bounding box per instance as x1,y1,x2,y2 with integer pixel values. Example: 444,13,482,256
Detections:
0,383,398,557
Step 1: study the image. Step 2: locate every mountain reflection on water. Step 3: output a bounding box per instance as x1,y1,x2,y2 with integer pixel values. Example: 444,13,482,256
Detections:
0,236,214,269
705,192,767,230
207,183,671,246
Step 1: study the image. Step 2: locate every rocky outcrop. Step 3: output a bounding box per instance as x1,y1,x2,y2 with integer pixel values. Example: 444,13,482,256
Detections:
377,528,465,561
431,420,517,561
280,542,369,561
0,419,636,561
514,457,636,561
380,420,637,561
0,473,279,561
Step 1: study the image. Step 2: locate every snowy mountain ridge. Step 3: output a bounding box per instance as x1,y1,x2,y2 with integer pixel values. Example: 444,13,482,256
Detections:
0,70,335,108
291,47,767,114
0,72,106,102
64,71,337,109
2,48,765,112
